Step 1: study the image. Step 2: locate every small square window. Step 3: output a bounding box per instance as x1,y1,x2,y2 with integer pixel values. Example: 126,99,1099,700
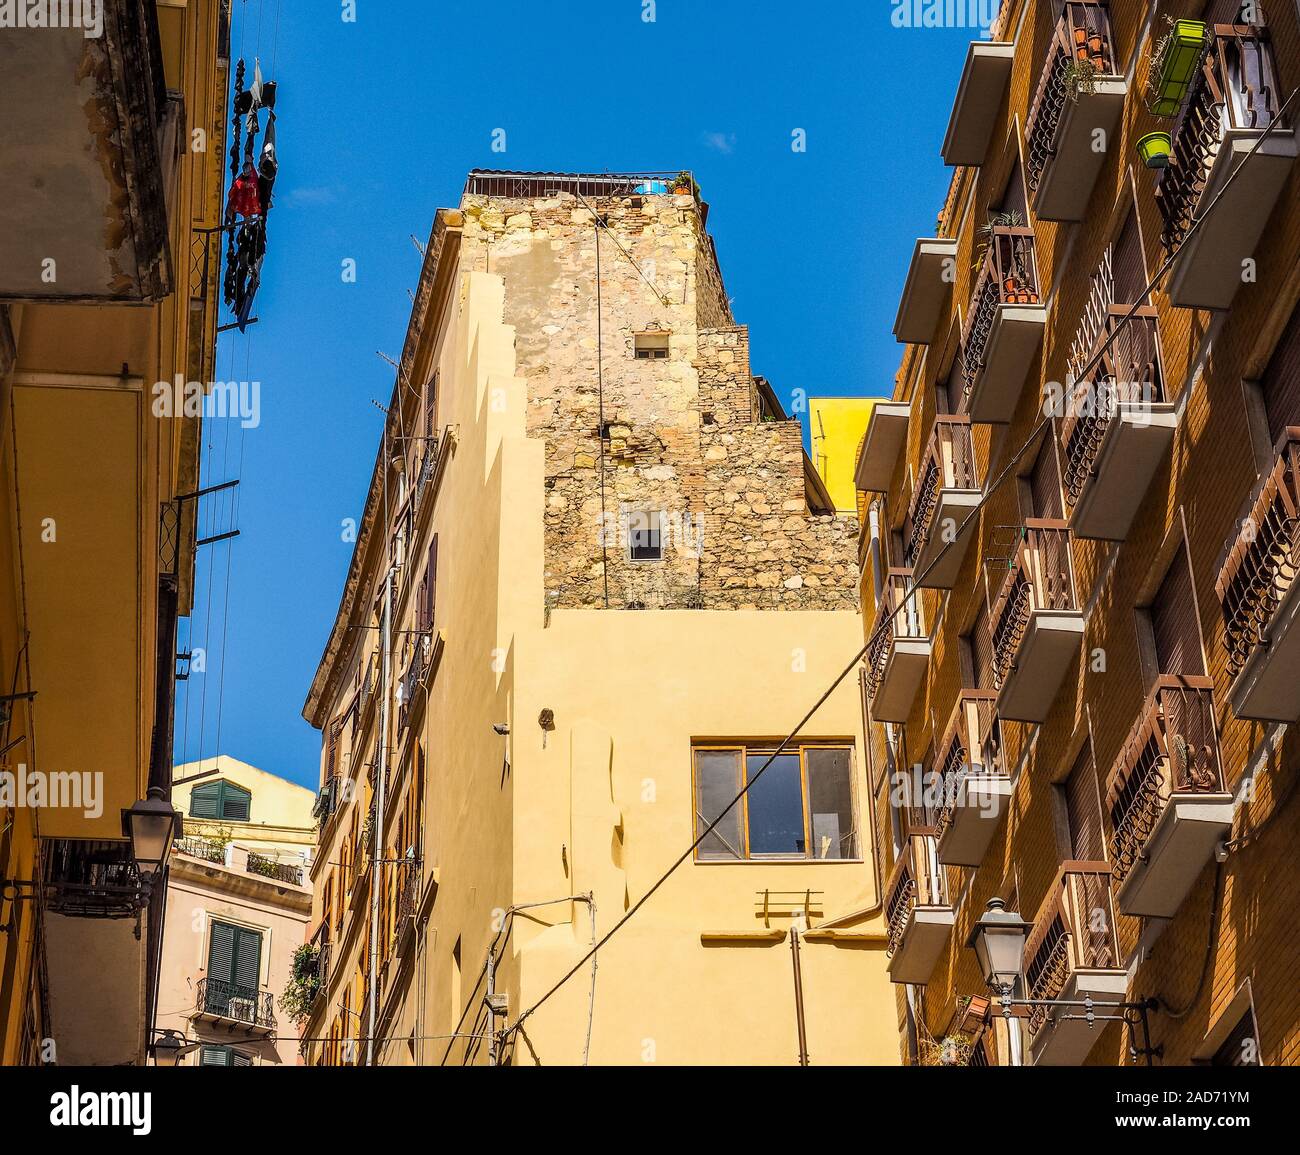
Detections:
634,331,670,360
627,510,662,561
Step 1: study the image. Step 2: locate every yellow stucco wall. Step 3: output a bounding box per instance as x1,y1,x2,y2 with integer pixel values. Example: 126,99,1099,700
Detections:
808,397,877,513
174,755,317,855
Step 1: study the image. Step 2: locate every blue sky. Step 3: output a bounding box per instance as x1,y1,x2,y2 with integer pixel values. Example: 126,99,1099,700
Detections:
177,0,978,789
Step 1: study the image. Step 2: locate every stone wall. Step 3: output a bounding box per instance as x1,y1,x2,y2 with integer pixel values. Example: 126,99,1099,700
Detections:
457,188,857,612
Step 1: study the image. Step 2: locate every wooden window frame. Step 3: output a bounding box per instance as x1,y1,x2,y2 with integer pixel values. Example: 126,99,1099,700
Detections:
691,740,859,863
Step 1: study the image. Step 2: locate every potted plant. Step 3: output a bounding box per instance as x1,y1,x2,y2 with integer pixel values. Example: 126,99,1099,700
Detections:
279,943,321,1026
673,171,697,197
973,209,1024,278
1145,17,1211,117
1061,56,1099,103
1136,131,1173,169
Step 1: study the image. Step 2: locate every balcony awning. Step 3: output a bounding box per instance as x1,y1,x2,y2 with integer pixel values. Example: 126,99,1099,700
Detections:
942,42,1015,167
853,400,910,492
893,238,957,345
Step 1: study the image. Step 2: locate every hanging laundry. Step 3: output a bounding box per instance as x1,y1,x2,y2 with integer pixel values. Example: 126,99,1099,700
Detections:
226,161,263,220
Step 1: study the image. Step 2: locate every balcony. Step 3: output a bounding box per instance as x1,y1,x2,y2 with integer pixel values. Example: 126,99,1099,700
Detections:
962,227,1046,424
991,520,1085,722
1156,24,1296,310
193,979,276,1036
907,416,982,589
893,238,959,345
942,41,1016,167
854,401,911,492
1025,3,1127,222
1024,862,1127,1065
393,858,423,960
935,691,1011,867
1106,677,1233,919
885,835,954,985
864,568,931,724
1216,430,1300,721
1061,305,1176,541
246,852,305,887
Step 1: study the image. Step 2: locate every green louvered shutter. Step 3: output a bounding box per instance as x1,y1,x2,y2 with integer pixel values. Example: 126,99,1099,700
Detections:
221,783,252,822
233,926,262,994
201,1045,232,1066
231,1050,252,1067
208,921,236,983
189,783,220,819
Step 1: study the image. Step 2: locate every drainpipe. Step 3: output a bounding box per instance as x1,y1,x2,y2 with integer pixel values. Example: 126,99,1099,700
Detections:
366,563,394,1066
790,923,809,1066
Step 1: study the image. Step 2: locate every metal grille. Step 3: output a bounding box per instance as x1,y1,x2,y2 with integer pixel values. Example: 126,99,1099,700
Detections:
962,228,1041,396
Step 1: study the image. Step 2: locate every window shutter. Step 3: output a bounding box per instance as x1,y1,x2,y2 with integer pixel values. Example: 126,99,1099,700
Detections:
1028,438,1063,519
425,535,439,627
233,926,262,993
1111,207,1146,304
201,1045,233,1067
1262,305,1300,446
969,598,994,689
207,921,237,984
1152,550,1204,675
424,372,438,438
231,1050,252,1068
189,783,219,820
221,783,252,822
1063,744,1104,861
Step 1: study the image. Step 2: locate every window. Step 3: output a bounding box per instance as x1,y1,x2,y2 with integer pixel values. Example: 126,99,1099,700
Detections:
200,1045,251,1067
693,743,857,861
1211,1008,1261,1066
633,330,670,360
205,920,263,1015
188,780,252,822
627,510,662,562
1058,743,1104,861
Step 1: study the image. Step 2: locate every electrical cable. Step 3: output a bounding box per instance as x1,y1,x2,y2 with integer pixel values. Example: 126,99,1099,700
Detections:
504,84,1300,1044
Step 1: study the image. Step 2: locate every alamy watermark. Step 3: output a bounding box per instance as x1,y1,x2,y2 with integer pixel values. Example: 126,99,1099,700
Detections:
0,764,102,818
890,0,1000,35
152,376,262,429
0,0,103,38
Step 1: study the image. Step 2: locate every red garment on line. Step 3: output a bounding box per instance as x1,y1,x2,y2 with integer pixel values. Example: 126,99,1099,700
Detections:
228,173,262,218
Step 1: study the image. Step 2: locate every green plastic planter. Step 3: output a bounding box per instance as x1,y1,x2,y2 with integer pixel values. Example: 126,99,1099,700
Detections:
1137,132,1173,169
1147,20,1212,117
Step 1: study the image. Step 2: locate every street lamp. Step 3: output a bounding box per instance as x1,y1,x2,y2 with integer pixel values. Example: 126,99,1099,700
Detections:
121,786,184,884
151,1029,200,1067
967,897,1032,1000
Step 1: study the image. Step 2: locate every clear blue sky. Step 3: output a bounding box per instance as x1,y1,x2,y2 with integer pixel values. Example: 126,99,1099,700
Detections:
176,0,977,789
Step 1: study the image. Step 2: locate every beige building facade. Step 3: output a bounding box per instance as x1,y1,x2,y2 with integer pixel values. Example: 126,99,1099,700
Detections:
157,756,314,1067
301,173,898,1066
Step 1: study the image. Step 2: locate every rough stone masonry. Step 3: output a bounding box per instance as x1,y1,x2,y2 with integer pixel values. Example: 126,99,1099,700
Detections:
458,186,858,612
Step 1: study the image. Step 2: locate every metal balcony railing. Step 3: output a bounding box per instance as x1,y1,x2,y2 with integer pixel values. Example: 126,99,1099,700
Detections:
1156,23,1287,252
313,775,341,825
1025,2,1118,192
865,568,927,702
990,520,1079,689
397,644,427,733
1105,676,1223,885
1023,862,1120,1035
196,978,275,1029
40,839,141,918
934,690,1004,841
246,852,305,886
905,416,980,566
1216,430,1300,677
884,835,948,958
962,227,1042,398
174,836,226,865
1062,302,1164,504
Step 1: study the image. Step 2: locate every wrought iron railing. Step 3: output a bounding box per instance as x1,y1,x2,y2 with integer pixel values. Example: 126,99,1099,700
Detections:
865,568,927,702
1061,306,1164,503
935,690,1004,840
1025,2,1118,191
884,836,948,957
40,839,141,918
905,416,980,566
962,227,1042,398
990,520,1078,689
1156,23,1287,252
397,645,427,733
1105,676,1223,884
246,852,305,886
175,836,226,865
1216,430,1300,678
1023,862,1120,1035
197,978,275,1029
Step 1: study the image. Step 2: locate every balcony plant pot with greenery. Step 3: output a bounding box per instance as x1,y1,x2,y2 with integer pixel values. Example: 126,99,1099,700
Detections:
279,943,321,1028
1137,131,1173,169
673,171,698,198
1145,18,1211,118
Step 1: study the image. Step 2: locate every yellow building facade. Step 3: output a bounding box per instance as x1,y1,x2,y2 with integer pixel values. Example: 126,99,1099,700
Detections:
301,174,899,1066
0,1,229,1065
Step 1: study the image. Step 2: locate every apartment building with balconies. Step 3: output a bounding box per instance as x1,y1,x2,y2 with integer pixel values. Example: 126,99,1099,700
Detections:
298,171,900,1066
857,0,1298,1066
0,1,230,1065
